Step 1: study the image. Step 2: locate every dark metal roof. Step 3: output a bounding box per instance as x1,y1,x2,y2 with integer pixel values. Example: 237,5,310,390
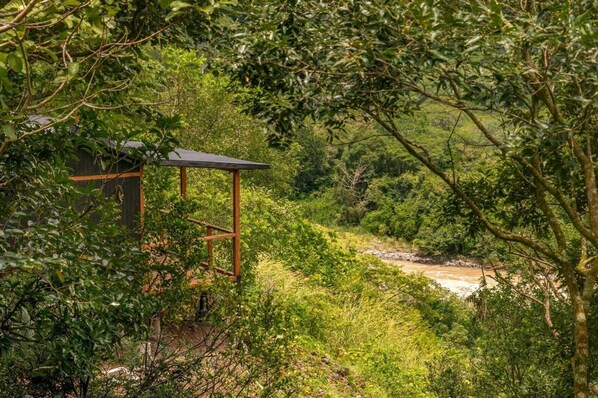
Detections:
23,116,266,170
114,141,270,170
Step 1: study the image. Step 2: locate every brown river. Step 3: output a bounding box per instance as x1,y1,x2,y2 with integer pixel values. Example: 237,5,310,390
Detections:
384,259,496,296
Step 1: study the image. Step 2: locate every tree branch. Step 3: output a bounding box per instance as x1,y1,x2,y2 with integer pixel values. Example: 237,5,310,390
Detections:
364,106,564,266
0,0,41,34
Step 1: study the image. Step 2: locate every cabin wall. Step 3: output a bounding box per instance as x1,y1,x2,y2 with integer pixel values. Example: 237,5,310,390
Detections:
69,148,143,234
72,177,141,231
70,148,140,176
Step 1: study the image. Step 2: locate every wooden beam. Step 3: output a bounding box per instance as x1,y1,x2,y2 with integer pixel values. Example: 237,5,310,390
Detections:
232,170,241,279
70,171,141,181
207,227,213,268
159,210,233,233
202,232,236,241
139,164,145,215
180,166,187,200
199,262,236,278
186,218,233,233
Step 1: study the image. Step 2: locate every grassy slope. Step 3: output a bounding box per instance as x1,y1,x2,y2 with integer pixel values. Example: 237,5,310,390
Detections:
161,177,469,396
253,228,467,397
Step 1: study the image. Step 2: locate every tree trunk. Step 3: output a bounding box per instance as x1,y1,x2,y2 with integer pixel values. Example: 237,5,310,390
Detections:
571,283,591,398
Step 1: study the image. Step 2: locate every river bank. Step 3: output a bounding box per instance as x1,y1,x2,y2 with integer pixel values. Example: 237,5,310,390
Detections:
362,248,481,268
362,248,495,296
334,230,494,296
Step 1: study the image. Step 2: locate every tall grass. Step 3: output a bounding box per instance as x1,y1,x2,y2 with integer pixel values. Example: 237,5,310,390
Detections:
144,172,468,397
255,253,444,397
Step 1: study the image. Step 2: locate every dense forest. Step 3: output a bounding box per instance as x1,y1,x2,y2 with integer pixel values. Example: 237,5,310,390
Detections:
0,1,596,398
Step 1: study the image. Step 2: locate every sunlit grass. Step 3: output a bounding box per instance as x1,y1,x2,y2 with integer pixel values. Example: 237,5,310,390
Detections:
325,225,414,253
256,259,440,397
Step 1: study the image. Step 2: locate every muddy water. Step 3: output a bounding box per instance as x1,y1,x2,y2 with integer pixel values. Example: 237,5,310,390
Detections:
385,259,496,296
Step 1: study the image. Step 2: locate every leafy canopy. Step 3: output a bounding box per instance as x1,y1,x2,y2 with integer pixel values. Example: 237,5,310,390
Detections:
211,1,598,396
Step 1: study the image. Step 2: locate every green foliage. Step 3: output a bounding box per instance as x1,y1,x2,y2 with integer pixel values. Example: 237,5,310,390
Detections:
91,282,295,398
361,174,429,240
0,131,156,396
292,126,334,196
298,189,342,226
255,256,441,398
213,5,598,394
0,76,296,396
0,0,223,157
428,283,579,398
289,107,488,256
232,190,472,396
144,145,472,396
139,47,301,196
0,1,477,397
5,1,598,395
474,288,572,397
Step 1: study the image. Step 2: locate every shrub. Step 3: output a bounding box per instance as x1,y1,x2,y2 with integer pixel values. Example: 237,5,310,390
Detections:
0,138,155,397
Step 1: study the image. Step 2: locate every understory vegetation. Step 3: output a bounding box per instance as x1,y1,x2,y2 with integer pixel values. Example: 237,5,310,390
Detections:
1,1,597,397
294,108,491,257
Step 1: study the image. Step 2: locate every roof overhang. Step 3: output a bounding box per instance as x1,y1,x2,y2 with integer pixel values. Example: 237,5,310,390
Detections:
113,141,270,170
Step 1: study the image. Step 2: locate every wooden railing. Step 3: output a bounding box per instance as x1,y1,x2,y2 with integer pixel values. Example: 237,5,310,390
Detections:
150,169,242,283
156,210,239,281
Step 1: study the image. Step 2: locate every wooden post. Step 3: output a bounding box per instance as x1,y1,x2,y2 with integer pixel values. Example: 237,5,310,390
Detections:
232,170,241,280
139,164,145,214
138,164,145,239
180,166,187,200
207,227,213,268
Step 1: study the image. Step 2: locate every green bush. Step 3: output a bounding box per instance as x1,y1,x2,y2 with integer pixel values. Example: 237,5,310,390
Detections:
298,189,345,226
0,129,296,397
0,135,156,397
427,283,579,398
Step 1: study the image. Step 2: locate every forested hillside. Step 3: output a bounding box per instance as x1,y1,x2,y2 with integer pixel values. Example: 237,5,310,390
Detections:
1,1,596,398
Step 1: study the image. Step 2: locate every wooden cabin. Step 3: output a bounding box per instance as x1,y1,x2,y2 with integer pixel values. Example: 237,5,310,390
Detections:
69,141,269,281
